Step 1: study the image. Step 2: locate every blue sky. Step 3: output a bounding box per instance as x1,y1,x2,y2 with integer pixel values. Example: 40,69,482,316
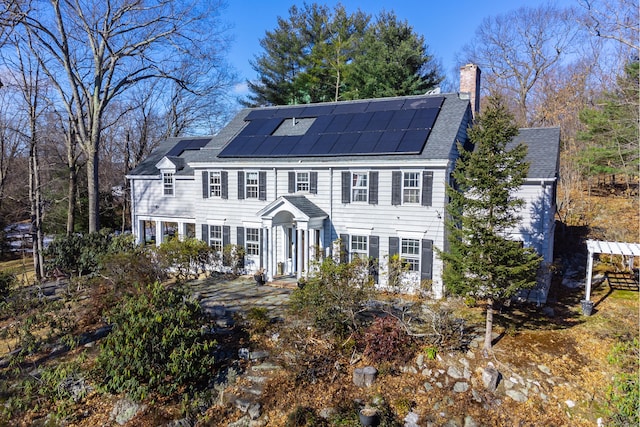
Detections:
224,0,577,97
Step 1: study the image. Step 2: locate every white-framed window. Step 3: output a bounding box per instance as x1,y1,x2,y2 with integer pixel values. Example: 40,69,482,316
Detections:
401,238,420,272
246,228,260,255
296,172,310,192
350,235,368,260
246,171,259,199
163,172,174,196
352,172,368,202
209,225,223,252
403,172,420,204
209,171,222,197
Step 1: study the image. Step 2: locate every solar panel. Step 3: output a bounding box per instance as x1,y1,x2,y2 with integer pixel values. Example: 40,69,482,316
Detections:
290,133,320,154
397,129,429,153
309,134,337,155
351,131,381,154
388,109,416,130
300,104,334,117
374,130,403,153
333,102,368,114
271,136,300,155
324,113,353,133
365,110,394,131
326,133,357,155
409,107,440,130
306,114,333,134
246,109,276,120
272,106,306,119
366,99,405,112
402,96,444,110
166,138,210,157
219,95,446,158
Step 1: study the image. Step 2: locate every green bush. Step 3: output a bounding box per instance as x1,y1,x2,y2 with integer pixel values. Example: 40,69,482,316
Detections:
605,336,639,426
0,269,16,301
289,257,373,336
95,282,216,401
245,306,270,335
44,230,122,277
156,237,214,282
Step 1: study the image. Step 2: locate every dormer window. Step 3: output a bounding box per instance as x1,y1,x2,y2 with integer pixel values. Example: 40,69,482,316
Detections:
163,172,174,196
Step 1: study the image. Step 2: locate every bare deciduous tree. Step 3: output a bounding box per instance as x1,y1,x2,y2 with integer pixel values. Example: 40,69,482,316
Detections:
17,0,232,232
578,0,639,53
458,4,581,126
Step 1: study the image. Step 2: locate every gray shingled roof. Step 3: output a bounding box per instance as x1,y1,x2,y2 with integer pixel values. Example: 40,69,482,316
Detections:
509,127,561,180
281,195,328,219
128,93,472,177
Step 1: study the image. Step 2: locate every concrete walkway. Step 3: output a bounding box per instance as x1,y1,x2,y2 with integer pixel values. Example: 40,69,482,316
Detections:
190,275,293,319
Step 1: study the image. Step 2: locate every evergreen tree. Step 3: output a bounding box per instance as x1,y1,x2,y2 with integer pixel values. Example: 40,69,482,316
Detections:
577,60,639,191
344,11,442,100
243,4,442,106
440,96,542,353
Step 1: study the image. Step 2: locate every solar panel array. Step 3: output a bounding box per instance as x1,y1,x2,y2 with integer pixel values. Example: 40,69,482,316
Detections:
218,97,444,158
166,138,211,157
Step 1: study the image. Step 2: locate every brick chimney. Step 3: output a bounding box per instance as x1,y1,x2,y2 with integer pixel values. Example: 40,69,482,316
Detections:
459,64,481,118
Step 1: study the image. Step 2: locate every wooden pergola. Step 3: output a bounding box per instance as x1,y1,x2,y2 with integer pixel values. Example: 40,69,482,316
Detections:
585,239,640,301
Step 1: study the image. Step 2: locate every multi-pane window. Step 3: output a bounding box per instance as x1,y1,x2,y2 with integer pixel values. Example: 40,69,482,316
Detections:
350,235,368,260
246,172,259,198
403,172,420,203
163,172,174,196
401,238,420,272
246,228,260,255
209,171,222,197
352,173,368,202
296,172,310,192
209,225,223,252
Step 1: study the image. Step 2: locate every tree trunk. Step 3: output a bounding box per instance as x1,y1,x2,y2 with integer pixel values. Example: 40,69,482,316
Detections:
66,164,77,236
87,148,100,233
483,298,494,353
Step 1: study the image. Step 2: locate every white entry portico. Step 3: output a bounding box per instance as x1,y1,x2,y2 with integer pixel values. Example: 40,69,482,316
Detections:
257,195,328,281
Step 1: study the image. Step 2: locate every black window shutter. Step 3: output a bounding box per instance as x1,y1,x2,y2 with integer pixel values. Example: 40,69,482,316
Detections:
237,226,245,247
202,171,209,198
237,171,245,199
369,235,379,284
421,239,433,281
221,171,228,199
259,171,267,200
288,171,295,193
310,172,318,194
389,237,399,257
341,171,350,204
340,234,349,264
391,171,402,206
369,171,378,205
223,226,230,247
201,224,209,243
422,171,433,207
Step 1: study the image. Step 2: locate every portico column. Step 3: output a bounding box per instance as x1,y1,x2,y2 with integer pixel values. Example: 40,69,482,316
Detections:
297,228,304,279
304,229,310,278
155,220,162,246
269,226,275,280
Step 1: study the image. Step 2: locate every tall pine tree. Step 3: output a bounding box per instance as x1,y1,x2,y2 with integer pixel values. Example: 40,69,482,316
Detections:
441,96,542,353
243,4,441,106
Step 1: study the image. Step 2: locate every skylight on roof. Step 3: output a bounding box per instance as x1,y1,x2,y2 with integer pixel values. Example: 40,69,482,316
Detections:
272,117,316,136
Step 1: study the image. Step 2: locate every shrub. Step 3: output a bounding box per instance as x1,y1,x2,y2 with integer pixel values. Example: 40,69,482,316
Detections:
96,282,216,401
289,257,373,336
285,406,325,427
156,237,214,282
360,316,413,364
0,270,16,302
605,336,639,426
245,306,270,335
44,230,121,277
223,244,245,275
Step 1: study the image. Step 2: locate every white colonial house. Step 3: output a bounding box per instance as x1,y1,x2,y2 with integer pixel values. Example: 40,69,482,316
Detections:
127,65,560,301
